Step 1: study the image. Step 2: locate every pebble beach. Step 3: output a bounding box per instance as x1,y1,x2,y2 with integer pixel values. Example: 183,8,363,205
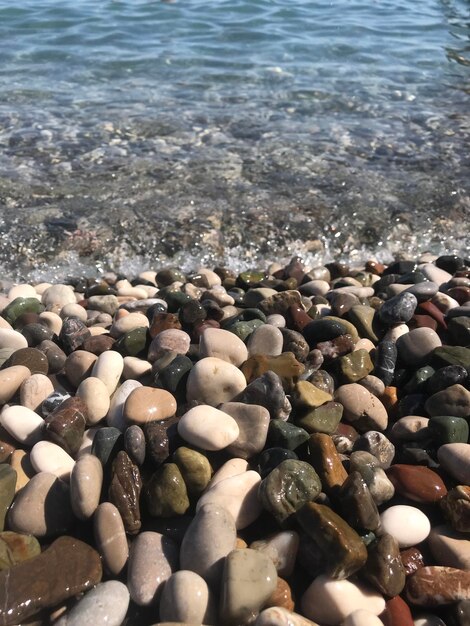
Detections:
0,253,469,625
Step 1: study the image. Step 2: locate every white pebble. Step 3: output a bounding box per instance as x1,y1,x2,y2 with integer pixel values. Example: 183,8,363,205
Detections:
379,505,431,548
178,405,240,451
30,440,75,480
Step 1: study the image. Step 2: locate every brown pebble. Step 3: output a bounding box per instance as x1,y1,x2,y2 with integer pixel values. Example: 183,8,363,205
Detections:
81,335,116,355
406,566,470,606
381,595,414,626
386,464,447,503
264,577,295,612
124,386,177,425
400,547,425,577
308,433,348,493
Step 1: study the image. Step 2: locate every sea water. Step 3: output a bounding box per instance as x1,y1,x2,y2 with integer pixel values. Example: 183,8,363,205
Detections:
0,0,468,280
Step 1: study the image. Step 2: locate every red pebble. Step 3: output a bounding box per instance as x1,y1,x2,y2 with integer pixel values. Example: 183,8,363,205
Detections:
417,301,447,330
386,464,447,503
380,595,414,626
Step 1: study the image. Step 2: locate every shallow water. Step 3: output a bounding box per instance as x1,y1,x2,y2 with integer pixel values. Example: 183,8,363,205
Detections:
0,0,469,280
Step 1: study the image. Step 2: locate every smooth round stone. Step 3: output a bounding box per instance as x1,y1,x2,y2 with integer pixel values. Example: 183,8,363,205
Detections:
0,404,44,446
180,503,237,589
123,355,152,380
426,384,470,419
173,447,212,497
186,357,247,406
200,327,249,365
60,302,87,322
359,375,386,398
3,346,48,375
0,365,31,404
438,443,470,484
334,383,388,432
125,424,146,465
196,470,262,530
397,327,441,367
235,370,291,421
94,502,129,575
148,329,191,362
178,405,239,451
127,531,178,606
70,454,103,520
343,610,385,626
54,581,129,626
250,531,300,578
301,575,385,625
354,431,395,469
255,607,320,626
124,386,177,425
39,311,62,335
246,324,283,358
414,616,447,626
379,505,431,548
159,571,210,625
91,350,124,395
64,350,98,388
383,323,409,342
19,373,54,411
428,525,470,570
38,339,67,374
44,396,88,457
145,463,190,517
77,377,110,425
220,548,277,626
9,449,34,492
266,314,286,328
386,465,447,503
420,263,452,286
30,440,75,480
107,380,142,431
206,458,249,490
109,312,149,338
0,328,28,351
220,402,270,459
41,284,76,310
378,292,417,325
390,416,430,441
8,472,73,537
8,284,39,300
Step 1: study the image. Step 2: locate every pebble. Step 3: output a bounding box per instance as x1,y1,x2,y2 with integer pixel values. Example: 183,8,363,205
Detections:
107,379,142,430
379,505,431,548
250,531,299,578
93,502,129,575
437,443,470,484
186,356,247,406
30,440,75,480
200,326,249,365
301,575,385,625
334,383,388,431
54,580,129,626
425,383,470,418
127,531,178,606
255,607,320,625
0,365,31,404
19,372,54,411
397,327,441,367
427,524,470,570
0,404,44,445
406,566,470,606
148,328,191,361
178,405,240,451
91,350,124,394
386,464,447,503
221,401,270,459
70,453,103,520
124,385,177,424
247,324,284,357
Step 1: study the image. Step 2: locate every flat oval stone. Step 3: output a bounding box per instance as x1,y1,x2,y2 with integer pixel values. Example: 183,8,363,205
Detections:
70,453,103,520
124,386,177,425
178,405,240,451
396,327,441,367
438,443,470,484
107,379,142,431
3,346,48,375
76,377,111,424
91,350,124,395
54,580,129,626
386,465,447,503
426,384,470,419
250,531,299,578
0,365,31,404
406,566,470,607
428,524,470,570
8,472,73,537
206,457,249,490
200,327,249,365
259,460,322,525
197,470,262,530
379,505,431,548
220,548,278,625
334,383,388,431
0,535,102,626
159,571,210,625
30,440,75,480
187,357,247,406
148,328,191,362
180,503,237,589
301,575,385,625
0,404,43,446
20,373,54,411
94,502,129,575
127,531,178,606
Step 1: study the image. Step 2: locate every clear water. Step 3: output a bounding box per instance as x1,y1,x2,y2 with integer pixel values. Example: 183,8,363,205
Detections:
0,0,468,280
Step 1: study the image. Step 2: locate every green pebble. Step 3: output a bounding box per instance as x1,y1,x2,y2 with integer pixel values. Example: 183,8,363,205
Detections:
296,401,343,434
403,365,435,395
428,415,469,445
337,349,374,383
162,290,193,313
228,319,264,342
258,459,322,525
156,268,186,287
346,305,379,342
173,447,212,498
0,465,16,532
236,270,266,289
433,346,470,370
114,326,149,357
267,420,310,451
448,317,470,347
2,297,44,327
145,463,190,517
0,531,41,570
